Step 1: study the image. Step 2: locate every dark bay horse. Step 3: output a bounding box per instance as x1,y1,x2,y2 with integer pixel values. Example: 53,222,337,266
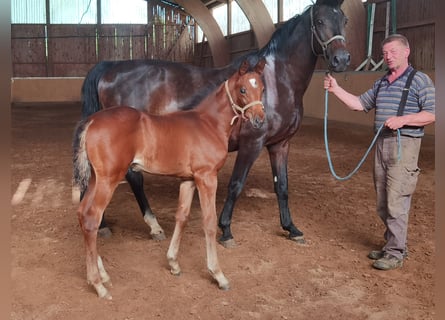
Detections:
73,60,266,299
80,0,350,247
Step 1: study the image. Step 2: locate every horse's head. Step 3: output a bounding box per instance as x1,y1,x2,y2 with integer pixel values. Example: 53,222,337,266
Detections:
311,0,350,72
228,59,266,129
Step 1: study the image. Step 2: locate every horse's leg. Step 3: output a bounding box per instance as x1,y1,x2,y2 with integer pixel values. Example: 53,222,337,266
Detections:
267,141,305,243
166,180,196,276
126,169,165,240
78,177,117,299
196,174,229,290
218,145,263,248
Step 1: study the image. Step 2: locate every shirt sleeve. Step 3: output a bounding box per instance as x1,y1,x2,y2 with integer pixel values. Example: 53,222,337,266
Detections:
359,80,381,113
416,73,435,114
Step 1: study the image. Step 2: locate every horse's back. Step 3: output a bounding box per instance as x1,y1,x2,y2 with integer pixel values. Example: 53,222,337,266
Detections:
95,59,236,114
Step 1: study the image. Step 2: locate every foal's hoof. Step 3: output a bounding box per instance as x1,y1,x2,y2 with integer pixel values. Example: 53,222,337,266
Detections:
151,231,166,241
98,227,112,238
219,238,237,249
219,283,230,291
289,235,306,244
95,284,112,300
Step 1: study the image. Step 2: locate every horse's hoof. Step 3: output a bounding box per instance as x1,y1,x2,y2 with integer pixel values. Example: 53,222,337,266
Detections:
219,283,230,291
151,231,166,241
170,269,181,276
289,235,305,244
95,285,112,300
219,238,237,248
98,227,112,238
101,292,113,300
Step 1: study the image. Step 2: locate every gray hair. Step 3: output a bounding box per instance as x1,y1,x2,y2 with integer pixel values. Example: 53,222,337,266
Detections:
381,33,410,49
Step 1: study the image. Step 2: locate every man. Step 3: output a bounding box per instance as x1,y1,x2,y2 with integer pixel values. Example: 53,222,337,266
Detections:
324,34,435,270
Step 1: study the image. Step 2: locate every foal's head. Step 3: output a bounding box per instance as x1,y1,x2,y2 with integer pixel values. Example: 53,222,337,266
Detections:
228,59,266,129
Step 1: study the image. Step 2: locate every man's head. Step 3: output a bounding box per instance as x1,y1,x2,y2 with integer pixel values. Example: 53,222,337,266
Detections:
381,34,410,72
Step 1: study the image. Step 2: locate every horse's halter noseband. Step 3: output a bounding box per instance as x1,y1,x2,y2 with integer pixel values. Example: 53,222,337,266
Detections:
310,6,346,60
224,80,264,126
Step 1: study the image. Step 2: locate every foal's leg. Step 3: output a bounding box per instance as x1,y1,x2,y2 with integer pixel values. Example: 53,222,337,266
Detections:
218,144,263,247
166,180,196,275
196,174,229,290
267,141,304,243
79,178,118,299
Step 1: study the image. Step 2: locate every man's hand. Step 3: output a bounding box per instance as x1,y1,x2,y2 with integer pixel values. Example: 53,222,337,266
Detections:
385,116,406,130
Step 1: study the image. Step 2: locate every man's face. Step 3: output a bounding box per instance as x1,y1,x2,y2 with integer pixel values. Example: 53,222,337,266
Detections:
382,40,410,71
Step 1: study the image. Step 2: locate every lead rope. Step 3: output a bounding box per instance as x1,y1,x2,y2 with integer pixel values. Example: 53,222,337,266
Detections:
224,80,264,125
323,88,401,181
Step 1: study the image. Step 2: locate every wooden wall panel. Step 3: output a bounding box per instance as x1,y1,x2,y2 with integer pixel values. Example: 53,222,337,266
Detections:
48,25,96,76
131,25,149,60
11,25,46,76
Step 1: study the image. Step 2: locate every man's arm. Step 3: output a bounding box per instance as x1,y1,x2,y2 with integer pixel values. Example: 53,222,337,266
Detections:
385,111,435,130
324,74,364,111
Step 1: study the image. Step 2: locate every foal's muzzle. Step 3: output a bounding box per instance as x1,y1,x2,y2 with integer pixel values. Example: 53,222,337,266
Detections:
249,114,265,129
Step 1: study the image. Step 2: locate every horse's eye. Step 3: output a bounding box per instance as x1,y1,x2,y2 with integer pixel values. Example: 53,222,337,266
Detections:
316,19,323,25
344,17,349,25
240,87,246,94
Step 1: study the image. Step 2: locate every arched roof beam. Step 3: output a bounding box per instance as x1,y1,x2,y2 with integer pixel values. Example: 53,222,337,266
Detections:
236,0,275,47
175,0,230,66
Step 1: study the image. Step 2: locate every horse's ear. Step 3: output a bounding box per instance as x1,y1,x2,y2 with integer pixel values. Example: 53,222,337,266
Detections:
254,58,267,75
315,0,344,7
239,60,249,76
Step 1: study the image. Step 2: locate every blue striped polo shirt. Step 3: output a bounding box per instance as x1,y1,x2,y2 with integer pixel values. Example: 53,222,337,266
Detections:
359,65,435,137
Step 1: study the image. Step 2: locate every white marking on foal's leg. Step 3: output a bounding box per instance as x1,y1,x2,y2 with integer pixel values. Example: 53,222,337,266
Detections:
143,213,166,240
97,256,111,285
205,234,230,290
166,231,181,276
90,256,112,300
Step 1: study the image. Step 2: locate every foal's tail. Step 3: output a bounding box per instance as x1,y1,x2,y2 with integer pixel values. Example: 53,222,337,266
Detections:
81,61,113,119
72,119,93,204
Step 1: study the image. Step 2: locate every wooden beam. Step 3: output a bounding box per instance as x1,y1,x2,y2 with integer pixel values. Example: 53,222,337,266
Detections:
236,0,275,47
175,0,230,66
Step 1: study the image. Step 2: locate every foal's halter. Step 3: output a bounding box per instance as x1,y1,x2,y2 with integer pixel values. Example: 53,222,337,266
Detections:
310,6,346,60
224,80,264,126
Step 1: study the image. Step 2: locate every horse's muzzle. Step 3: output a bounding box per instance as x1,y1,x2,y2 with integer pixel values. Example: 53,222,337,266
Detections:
329,48,351,72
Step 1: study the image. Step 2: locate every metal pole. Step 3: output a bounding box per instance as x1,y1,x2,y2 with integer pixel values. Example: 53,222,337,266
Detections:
391,0,397,34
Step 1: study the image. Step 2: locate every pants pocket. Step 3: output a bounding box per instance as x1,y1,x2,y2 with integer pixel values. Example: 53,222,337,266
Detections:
400,167,420,196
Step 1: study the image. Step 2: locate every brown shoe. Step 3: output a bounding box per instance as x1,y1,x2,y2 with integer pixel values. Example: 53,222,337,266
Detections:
367,250,384,260
372,253,403,270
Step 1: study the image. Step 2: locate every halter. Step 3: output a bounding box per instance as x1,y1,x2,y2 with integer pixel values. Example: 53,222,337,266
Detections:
310,6,346,61
224,80,264,126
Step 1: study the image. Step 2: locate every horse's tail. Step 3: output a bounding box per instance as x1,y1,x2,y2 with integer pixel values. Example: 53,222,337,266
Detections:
81,61,113,119
72,119,93,204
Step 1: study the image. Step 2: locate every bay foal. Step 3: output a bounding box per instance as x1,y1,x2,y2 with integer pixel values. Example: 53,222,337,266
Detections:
72,59,266,299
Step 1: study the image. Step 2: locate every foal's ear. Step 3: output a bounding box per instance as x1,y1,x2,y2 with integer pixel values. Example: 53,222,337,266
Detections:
254,58,267,75
239,60,249,76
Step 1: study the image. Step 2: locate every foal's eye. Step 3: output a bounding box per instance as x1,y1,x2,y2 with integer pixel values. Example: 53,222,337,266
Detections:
240,87,246,94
